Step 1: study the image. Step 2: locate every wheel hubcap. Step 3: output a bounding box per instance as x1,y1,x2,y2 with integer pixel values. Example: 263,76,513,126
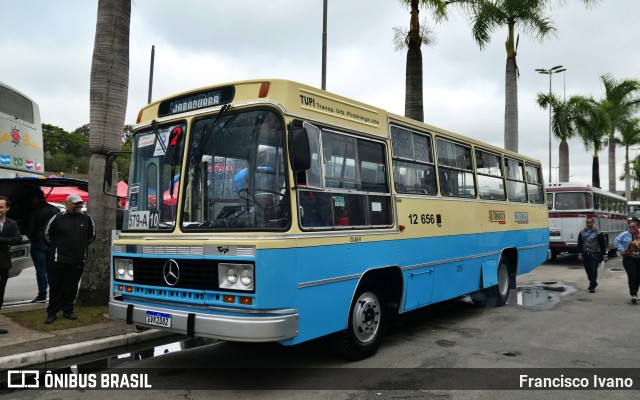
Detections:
352,291,381,343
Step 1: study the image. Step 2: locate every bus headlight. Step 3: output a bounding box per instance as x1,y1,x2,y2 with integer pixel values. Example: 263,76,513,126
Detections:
219,263,254,291
240,269,253,287
114,259,134,281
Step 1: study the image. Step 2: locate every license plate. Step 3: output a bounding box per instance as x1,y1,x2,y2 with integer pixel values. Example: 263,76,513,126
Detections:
145,311,171,328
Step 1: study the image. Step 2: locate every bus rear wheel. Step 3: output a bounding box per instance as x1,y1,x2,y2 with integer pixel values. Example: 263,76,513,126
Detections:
332,283,385,361
470,259,510,307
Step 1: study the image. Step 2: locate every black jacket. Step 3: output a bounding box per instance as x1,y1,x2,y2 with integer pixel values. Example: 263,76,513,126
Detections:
26,201,59,243
577,227,608,256
45,211,95,265
0,218,23,270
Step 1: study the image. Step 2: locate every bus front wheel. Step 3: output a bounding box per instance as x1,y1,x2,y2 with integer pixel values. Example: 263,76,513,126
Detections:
332,283,385,361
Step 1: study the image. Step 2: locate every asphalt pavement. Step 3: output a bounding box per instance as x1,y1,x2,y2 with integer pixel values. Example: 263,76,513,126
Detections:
0,253,632,372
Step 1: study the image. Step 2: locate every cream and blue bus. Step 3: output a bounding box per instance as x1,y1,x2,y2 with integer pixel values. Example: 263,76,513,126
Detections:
109,79,549,360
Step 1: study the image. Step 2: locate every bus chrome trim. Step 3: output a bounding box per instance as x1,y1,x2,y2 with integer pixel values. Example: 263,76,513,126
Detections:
298,273,363,289
118,294,296,315
109,298,298,342
297,244,547,289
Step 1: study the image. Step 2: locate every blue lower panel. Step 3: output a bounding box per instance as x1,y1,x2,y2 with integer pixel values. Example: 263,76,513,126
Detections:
277,228,548,345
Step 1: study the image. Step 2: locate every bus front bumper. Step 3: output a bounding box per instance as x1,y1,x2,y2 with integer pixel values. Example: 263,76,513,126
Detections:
109,297,298,342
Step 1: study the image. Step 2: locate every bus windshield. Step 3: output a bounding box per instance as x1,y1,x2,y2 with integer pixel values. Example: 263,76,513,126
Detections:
182,109,289,230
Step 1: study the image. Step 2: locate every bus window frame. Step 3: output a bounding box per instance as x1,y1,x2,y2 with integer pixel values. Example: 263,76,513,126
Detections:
297,125,393,231
390,124,437,195
474,148,506,201
435,137,476,198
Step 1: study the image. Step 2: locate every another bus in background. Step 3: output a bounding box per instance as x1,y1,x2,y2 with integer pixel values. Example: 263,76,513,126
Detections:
628,200,640,220
546,182,627,259
0,81,47,278
0,81,45,178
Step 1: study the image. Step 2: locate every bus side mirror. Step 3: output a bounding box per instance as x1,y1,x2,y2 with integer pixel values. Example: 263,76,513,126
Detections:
103,150,129,196
105,153,116,187
289,124,311,172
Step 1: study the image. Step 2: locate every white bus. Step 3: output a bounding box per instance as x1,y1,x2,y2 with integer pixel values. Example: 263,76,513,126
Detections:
546,182,627,259
0,81,45,277
628,200,640,219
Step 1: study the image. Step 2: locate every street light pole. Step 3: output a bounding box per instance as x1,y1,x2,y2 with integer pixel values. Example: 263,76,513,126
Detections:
535,65,567,183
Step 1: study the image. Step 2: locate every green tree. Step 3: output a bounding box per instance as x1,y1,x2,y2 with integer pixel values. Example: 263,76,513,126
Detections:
79,0,131,306
596,74,640,193
462,0,597,152
535,93,581,182
614,118,640,199
42,123,90,174
572,96,610,188
396,0,450,122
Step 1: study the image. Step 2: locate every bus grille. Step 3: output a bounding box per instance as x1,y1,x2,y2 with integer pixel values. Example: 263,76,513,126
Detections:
132,258,218,290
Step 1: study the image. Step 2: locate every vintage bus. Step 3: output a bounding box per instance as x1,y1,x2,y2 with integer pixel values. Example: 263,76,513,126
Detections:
0,81,46,277
109,79,549,360
546,182,627,259
628,200,640,219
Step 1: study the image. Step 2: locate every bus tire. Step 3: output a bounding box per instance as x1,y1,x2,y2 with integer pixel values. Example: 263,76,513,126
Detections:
471,259,510,307
332,283,385,361
486,259,510,307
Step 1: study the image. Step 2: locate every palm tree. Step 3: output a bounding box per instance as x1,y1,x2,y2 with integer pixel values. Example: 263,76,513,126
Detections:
397,0,449,122
614,118,640,199
597,74,640,193
535,93,578,182
630,156,640,200
461,0,597,152
572,96,610,188
78,0,131,306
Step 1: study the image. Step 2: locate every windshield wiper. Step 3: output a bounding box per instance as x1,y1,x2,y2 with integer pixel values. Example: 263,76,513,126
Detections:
194,104,230,161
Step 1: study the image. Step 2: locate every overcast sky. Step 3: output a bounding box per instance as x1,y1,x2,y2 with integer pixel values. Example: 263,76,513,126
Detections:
2,0,638,191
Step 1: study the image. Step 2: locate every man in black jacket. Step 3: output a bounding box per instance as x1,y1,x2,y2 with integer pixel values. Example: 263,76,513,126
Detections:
0,196,24,333
577,217,608,293
44,194,95,324
25,189,59,303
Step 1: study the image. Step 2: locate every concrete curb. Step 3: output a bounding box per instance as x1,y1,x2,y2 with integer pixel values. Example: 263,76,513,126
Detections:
0,329,172,370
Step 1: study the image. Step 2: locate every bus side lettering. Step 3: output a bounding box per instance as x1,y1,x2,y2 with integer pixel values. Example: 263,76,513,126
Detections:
408,213,438,225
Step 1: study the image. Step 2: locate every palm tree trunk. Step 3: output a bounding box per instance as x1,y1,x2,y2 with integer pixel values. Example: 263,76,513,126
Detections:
558,139,569,182
608,131,616,193
625,146,631,199
404,0,424,122
592,150,600,189
78,0,131,306
504,24,518,153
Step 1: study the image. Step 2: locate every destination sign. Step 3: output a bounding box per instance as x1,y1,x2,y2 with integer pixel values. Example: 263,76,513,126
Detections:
158,86,234,117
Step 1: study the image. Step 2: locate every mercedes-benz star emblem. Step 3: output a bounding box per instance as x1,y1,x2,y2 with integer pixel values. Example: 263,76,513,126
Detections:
163,259,180,286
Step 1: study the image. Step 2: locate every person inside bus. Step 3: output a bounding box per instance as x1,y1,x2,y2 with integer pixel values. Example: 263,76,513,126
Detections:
577,217,608,293
614,217,640,304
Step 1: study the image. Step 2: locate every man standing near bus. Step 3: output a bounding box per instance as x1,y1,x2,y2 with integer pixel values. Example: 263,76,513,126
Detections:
0,196,24,333
577,217,608,293
44,194,95,324
25,189,59,303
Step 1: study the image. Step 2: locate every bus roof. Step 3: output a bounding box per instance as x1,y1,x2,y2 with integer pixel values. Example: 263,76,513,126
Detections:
545,182,627,200
136,78,541,165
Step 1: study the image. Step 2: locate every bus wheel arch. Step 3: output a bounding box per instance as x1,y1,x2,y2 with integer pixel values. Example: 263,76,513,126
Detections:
332,267,402,361
471,250,516,307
